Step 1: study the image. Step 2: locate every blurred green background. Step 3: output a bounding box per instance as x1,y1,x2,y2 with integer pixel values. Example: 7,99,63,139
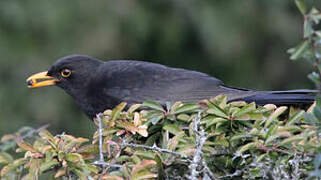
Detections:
0,0,319,138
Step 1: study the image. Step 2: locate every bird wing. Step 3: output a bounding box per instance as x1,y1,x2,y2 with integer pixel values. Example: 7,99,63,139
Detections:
99,61,256,105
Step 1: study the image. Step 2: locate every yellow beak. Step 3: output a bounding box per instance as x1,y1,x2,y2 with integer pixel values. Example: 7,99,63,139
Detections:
26,71,59,88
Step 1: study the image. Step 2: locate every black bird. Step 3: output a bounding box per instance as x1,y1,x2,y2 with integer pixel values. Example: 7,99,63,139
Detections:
27,55,317,119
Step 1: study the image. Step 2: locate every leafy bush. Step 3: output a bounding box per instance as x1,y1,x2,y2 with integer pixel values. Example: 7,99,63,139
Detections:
0,96,318,179
287,0,321,179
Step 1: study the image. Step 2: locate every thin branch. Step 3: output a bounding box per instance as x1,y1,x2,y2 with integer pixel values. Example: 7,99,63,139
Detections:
202,162,216,180
92,113,110,172
119,142,190,160
97,113,105,163
93,113,125,180
21,124,50,140
90,161,123,169
218,170,242,179
257,145,315,157
188,111,215,180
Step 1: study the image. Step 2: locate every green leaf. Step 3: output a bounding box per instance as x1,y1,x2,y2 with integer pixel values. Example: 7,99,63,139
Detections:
279,135,304,146
1,158,26,177
177,114,191,122
238,142,258,153
142,100,165,112
132,171,158,180
77,144,99,157
304,112,318,125
265,134,281,145
1,165,15,177
63,140,79,153
264,106,287,128
213,137,229,147
256,153,268,162
206,102,228,118
310,7,320,15
110,102,127,125
172,104,200,114
211,95,227,108
313,104,321,120
86,164,98,174
40,159,59,172
134,151,156,159
230,134,252,142
39,130,54,140
277,125,301,133
308,72,321,85
315,31,321,38
128,104,142,114
163,124,182,135
264,124,278,140
201,115,216,124
295,0,307,15
289,40,309,60
39,130,57,149
149,114,164,125
168,133,184,150
72,168,89,180
58,151,65,161
145,132,161,146
117,155,133,163
316,96,321,106
233,102,255,118
131,160,157,180
205,117,228,128
0,152,13,165
229,101,247,107
304,20,314,38
249,128,259,136
17,142,38,153
287,109,305,125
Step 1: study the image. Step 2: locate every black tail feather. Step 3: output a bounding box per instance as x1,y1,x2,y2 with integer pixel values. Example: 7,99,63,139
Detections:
240,89,318,106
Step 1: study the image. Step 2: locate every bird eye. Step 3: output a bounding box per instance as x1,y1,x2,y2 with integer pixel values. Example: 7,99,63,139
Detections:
61,68,72,78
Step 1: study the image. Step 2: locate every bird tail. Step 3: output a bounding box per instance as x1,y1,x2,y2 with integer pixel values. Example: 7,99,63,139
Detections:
241,89,318,106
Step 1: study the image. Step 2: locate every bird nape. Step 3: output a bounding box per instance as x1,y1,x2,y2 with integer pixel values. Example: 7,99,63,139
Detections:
26,55,317,119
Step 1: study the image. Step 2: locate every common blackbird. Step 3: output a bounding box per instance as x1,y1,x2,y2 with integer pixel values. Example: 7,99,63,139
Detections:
27,55,317,119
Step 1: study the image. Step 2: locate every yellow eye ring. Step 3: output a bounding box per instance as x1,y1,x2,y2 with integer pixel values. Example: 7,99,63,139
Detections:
61,68,72,78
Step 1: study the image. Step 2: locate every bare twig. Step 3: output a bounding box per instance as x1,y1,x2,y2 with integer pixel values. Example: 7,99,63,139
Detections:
90,161,123,169
93,113,107,168
218,170,242,179
21,124,50,140
257,145,315,157
188,111,216,180
119,142,190,160
203,162,216,180
97,113,105,163
93,113,125,180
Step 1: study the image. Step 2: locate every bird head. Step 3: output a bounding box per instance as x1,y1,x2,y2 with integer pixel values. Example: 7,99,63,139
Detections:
26,55,102,93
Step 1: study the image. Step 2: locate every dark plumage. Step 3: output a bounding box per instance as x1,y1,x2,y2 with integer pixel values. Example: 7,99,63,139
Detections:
27,55,317,119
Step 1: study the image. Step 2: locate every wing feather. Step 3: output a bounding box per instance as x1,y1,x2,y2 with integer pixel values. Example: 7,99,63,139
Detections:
100,61,256,105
